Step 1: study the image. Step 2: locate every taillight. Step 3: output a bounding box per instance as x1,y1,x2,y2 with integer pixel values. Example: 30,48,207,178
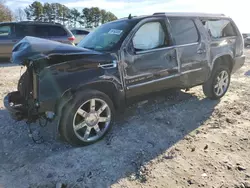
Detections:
68,36,75,42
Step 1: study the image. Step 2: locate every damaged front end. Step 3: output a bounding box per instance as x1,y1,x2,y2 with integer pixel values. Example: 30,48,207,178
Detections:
4,60,49,123
4,36,105,123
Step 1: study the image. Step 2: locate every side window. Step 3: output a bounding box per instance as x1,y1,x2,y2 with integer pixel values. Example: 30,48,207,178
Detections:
132,21,167,51
82,30,90,35
35,25,49,37
49,26,67,36
71,30,76,35
201,19,237,39
76,30,89,35
169,18,199,45
16,25,36,37
0,25,11,37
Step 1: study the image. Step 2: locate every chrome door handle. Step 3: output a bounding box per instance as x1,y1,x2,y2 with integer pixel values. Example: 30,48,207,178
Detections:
98,60,117,69
197,49,206,54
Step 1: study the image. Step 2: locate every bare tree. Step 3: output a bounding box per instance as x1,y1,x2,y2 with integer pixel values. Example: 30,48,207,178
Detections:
15,8,26,21
0,0,14,22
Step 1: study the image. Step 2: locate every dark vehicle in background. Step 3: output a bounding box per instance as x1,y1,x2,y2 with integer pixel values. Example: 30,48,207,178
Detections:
242,33,250,47
70,28,90,45
4,12,245,146
0,21,75,60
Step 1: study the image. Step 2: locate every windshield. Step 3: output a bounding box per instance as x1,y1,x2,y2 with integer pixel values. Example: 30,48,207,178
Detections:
77,20,135,51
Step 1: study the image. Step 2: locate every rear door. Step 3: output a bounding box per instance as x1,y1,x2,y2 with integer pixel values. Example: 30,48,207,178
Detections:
0,23,15,58
168,17,209,87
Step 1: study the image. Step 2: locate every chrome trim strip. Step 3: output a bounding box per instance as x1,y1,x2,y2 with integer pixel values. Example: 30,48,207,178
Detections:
136,42,198,55
127,74,179,89
98,60,117,69
127,67,202,90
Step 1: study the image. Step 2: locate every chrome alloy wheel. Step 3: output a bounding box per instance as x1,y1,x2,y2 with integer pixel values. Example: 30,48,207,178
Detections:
73,98,111,142
214,70,229,97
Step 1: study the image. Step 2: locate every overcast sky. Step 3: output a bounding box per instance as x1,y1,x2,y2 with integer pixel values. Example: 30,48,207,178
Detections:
6,0,250,32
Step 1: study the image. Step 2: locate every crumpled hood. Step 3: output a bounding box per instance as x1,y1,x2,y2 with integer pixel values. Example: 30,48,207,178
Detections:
12,36,102,66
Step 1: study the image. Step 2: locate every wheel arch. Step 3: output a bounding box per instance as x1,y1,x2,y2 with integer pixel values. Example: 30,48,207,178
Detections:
56,81,125,116
211,53,234,73
75,81,125,110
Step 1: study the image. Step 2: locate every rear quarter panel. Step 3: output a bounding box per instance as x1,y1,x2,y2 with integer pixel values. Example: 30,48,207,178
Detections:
205,18,242,74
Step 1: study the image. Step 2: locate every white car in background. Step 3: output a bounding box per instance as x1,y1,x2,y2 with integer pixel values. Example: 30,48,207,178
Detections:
70,28,90,45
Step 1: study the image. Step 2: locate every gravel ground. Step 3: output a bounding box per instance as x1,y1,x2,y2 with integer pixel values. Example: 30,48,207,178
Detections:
0,50,250,188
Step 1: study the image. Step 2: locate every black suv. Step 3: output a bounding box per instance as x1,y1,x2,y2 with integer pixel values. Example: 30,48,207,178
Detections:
4,13,245,146
0,21,75,59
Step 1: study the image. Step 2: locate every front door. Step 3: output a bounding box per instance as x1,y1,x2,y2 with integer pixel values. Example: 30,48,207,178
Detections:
168,17,209,87
122,18,180,98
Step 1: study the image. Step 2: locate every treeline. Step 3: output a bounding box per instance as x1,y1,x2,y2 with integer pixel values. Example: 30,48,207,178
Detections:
22,1,118,28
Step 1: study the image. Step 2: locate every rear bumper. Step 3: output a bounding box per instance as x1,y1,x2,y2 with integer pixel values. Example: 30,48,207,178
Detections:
232,55,245,74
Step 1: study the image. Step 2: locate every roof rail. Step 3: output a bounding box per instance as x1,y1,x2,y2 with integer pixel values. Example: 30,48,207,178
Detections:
153,12,165,15
18,21,61,25
153,12,226,17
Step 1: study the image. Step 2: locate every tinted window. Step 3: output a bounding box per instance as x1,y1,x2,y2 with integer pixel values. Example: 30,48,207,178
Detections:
35,25,49,37
133,21,167,51
77,30,89,35
49,26,67,36
0,25,11,37
202,19,237,38
16,25,36,37
16,24,67,38
16,25,49,37
169,18,199,45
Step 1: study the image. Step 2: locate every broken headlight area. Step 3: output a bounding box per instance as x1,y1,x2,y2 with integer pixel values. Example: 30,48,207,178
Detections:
4,63,45,123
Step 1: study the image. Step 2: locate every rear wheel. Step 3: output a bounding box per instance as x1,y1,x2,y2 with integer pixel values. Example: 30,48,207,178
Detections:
59,90,115,146
202,65,231,100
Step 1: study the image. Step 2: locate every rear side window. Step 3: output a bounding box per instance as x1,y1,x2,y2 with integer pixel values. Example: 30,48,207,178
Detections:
0,25,11,37
77,30,89,35
16,25,36,37
16,25,49,37
35,25,49,37
201,19,237,39
71,30,89,35
169,18,199,45
49,26,67,36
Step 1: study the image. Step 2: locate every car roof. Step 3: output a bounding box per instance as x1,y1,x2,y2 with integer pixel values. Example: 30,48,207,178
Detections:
110,12,229,24
0,21,63,26
153,12,227,18
71,28,89,31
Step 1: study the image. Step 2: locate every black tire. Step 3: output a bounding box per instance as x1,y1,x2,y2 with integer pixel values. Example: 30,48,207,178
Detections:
59,90,115,146
202,64,231,100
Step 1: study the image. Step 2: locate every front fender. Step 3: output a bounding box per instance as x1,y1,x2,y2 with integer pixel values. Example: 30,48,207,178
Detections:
38,59,123,114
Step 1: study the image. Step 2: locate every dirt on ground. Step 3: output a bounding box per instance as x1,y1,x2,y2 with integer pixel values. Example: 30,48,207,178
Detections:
0,50,250,188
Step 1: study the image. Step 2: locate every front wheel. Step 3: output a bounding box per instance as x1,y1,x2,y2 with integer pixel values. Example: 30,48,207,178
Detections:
202,65,231,100
59,90,115,146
